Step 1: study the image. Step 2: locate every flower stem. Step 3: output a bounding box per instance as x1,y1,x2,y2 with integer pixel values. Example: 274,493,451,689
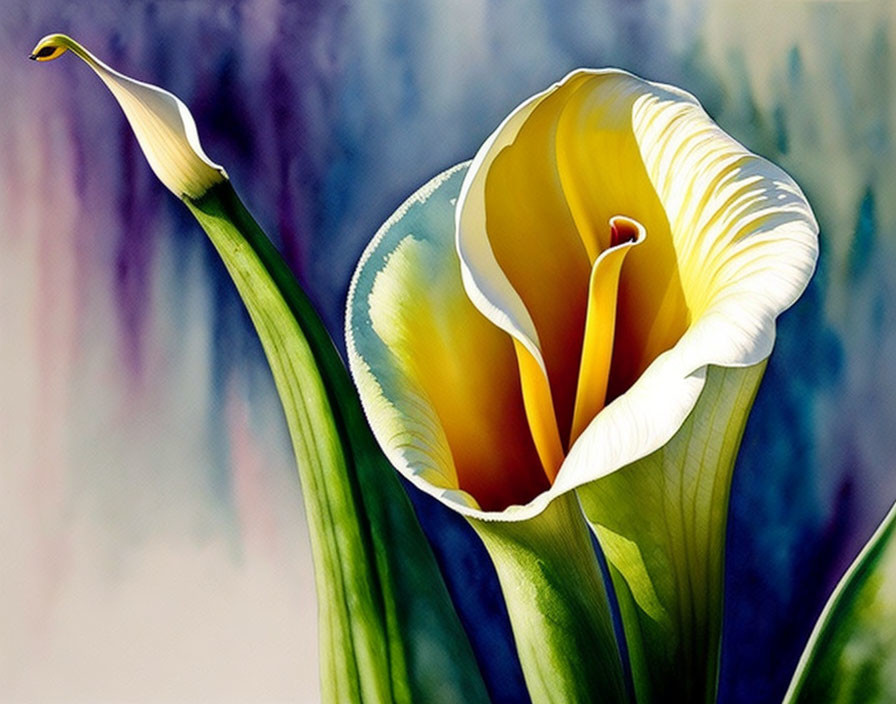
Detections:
470,492,629,704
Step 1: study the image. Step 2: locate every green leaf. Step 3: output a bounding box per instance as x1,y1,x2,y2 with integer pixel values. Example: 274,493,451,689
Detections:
784,499,896,704
577,363,766,704
187,183,489,704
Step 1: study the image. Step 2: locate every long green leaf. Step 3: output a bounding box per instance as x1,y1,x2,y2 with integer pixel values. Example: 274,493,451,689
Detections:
186,183,489,704
784,499,896,704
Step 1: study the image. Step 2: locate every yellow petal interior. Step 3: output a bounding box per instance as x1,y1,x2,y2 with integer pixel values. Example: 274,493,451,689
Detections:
482,72,691,469
553,75,690,401
483,76,594,454
368,235,550,511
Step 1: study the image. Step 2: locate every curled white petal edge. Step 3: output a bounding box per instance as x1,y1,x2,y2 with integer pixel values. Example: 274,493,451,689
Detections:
32,34,225,199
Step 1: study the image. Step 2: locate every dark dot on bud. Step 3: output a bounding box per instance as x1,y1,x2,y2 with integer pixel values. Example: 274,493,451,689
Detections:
35,46,57,58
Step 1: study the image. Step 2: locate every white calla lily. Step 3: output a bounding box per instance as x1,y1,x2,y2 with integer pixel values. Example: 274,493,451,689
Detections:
348,69,818,523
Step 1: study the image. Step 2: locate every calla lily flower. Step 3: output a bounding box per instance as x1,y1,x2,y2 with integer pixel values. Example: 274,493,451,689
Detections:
348,68,817,520
347,69,818,700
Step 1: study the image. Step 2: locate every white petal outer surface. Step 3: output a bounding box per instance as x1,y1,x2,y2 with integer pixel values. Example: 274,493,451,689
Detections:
31,34,225,199
445,68,818,520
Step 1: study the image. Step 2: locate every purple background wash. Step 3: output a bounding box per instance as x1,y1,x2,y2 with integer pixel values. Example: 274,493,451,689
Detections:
2,2,895,702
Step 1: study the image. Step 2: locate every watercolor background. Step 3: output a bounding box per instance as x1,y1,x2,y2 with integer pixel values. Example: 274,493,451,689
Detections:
2,1,895,702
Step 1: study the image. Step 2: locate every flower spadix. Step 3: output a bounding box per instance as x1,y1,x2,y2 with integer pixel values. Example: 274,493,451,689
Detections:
29,34,225,199
348,69,818,521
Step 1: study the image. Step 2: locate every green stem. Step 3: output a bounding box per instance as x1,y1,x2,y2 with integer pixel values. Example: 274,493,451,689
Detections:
470,492,629,704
